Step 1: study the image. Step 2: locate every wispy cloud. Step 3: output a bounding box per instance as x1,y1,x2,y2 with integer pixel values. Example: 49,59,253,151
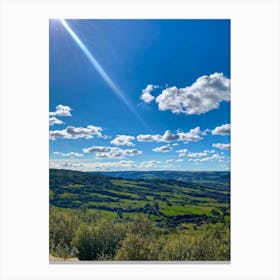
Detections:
212,143,231,150
187,152,208,158
139,160,161,169
189,153,225,162
176,148,188,158
53,152,84,157
152,145,172,153
166,158,183,163
50,160,136,171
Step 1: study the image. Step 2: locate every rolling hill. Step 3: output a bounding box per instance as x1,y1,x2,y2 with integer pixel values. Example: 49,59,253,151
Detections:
50,169,230,227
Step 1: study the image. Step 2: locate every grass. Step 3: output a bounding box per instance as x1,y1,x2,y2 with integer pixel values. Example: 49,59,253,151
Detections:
58,193,79,199
159,202,214,217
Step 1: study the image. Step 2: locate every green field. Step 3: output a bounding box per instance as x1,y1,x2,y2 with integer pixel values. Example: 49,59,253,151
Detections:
49,169,230,261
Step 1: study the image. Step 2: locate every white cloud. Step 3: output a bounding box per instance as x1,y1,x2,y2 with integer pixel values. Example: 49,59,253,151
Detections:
50,160,136,172
176,149,188,153
140,84,159,104
83,146,142,159
110,135,135,146
176,148,188,158
53,152,84,157
152,145,172,153
49,117,63,126
155,73,230,115
166,158,183,163
49,104,72,117
136,134,161,142
137,127,202,143
212,123,231,135
161,130,179,142
187,152,208,158
203,149,215,154
139,160,161,169
177,127,202,142
49,125,103,140
212,143,231,150
190,153,225,162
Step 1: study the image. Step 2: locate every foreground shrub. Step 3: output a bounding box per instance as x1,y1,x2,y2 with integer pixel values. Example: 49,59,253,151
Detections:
114,233,163,260
49,207,80,258
72,219,126,260
160,224,230,261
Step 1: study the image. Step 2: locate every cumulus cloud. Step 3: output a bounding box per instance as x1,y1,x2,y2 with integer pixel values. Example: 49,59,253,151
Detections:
177,127,202,142
137,127,202,143
83,146,142,159
212,143,231,150
110,135,135,146
49,125,103,140
140,84,159,104
212,124,231,135
53,152,84,157
49,117,63,126
161,130,179,142
152,145,172,153
136,134,161,142
154,73,230,115
49,104,72,117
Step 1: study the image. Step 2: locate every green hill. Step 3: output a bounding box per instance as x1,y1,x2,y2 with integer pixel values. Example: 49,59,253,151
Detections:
50,169,230,227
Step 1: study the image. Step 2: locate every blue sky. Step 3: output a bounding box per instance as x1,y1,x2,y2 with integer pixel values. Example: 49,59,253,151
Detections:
49,19,230,172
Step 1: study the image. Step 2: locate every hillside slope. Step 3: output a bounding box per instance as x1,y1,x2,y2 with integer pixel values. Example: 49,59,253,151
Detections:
50,169,230,227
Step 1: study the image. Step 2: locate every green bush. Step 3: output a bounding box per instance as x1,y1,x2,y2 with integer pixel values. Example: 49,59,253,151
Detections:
72,219,126,260
49,207,80,258
114,233,163,260
160,224,230,261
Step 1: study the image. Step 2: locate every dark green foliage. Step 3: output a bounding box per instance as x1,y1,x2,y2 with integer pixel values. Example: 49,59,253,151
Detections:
49,207,230,261
72,219,126,260
160,224,230,261
49,207,80,258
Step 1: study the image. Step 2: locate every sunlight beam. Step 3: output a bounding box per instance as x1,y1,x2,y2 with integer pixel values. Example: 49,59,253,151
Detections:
59,19,148,129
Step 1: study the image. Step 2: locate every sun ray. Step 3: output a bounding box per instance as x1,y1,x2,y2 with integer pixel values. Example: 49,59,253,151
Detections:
59,19,149,130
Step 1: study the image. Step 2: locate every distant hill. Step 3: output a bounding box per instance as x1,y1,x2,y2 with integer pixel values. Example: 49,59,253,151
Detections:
50,169,230,227
92,171,230,191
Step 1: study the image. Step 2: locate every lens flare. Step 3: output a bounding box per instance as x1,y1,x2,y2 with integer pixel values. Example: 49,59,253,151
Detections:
59,19,148,129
